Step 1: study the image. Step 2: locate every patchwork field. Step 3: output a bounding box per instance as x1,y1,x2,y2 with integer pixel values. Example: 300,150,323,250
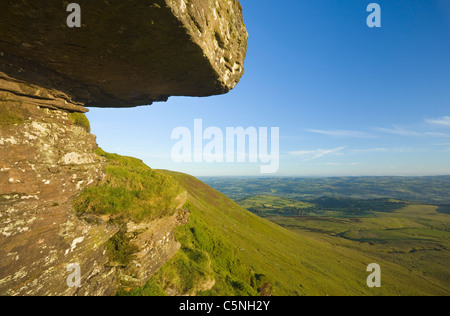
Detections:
267,204,450,294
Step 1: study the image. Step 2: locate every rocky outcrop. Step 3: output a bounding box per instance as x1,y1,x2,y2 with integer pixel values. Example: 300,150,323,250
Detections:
116,209,190,290
0,0,248,108
0,0,247,296
0,93,190,296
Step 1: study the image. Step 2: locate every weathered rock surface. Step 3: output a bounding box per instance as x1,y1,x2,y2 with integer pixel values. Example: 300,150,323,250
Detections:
0,0,248,108
0,0,247,296
117,209,189,289
0,99,189,295
0,100,114,295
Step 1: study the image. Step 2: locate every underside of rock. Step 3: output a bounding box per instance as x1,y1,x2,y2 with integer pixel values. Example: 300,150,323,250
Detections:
0,0,248,108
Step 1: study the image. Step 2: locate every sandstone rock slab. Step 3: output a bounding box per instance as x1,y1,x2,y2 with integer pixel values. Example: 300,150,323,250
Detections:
0,0,248,108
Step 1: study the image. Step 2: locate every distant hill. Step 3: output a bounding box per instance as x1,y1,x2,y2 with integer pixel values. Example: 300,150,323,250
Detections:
201,176,450,205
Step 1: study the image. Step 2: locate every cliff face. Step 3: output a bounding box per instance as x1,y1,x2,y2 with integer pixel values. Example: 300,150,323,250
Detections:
0,97,114,295
0,85,189,296
0,0,247,296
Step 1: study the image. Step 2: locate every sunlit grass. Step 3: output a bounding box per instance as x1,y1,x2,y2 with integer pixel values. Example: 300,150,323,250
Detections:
73,148,183,222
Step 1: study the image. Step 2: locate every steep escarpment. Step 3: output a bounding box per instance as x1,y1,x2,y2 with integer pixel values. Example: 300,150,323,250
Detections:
0,0,248,296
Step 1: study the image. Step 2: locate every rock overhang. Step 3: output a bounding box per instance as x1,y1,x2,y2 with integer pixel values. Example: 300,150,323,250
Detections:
0,0,248,108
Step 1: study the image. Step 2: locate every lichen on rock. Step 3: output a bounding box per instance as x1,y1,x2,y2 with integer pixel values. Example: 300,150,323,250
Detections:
0,101,113,296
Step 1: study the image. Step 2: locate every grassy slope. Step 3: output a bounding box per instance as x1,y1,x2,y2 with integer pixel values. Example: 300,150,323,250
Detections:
128,171,449,296
73,149,183,222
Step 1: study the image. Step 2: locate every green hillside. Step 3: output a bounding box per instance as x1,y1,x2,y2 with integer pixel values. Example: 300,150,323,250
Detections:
125,171,449,296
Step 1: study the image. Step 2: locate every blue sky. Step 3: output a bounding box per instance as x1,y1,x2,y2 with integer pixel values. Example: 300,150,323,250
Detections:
86,0,450,177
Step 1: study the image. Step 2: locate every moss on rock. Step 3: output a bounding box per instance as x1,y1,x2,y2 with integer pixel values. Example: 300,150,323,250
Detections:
68,112,91,133
0,102,26,126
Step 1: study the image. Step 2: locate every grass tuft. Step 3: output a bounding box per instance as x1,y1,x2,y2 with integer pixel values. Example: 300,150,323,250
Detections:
68,112,91,133
73,148,183,222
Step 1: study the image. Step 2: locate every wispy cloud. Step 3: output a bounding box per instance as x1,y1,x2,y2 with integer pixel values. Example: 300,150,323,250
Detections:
376,125,449,137
376,126,420,136
289,146,346,160
352,147,410,153
425,132,450,137
426,116,450,126
307,129,374,138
